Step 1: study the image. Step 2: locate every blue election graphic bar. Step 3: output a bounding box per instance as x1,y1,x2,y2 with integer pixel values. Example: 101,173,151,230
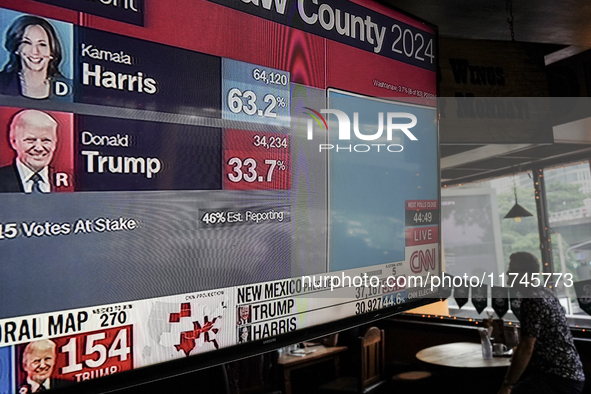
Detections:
222,59,291,128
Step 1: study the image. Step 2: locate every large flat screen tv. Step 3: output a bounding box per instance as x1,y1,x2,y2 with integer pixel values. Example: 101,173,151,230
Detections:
0,0,439,392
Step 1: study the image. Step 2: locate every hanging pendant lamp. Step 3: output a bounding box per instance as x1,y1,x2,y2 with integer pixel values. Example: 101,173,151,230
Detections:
504,178,533,222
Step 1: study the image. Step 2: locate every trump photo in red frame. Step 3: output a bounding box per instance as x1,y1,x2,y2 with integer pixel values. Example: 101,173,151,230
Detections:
0,106,73,193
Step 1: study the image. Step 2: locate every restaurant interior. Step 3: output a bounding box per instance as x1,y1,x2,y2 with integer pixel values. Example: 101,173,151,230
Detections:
10,0,591,393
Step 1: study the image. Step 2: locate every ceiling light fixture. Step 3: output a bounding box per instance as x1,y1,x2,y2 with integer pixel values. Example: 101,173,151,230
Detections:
504,176,533,221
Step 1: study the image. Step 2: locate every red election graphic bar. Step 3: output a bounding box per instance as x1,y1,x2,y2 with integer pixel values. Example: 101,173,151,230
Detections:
52,325,133,383
223,129,290,190
405,226,439,246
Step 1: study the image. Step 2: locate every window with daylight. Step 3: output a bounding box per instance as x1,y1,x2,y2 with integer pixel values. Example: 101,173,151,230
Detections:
439,174,539,320
545,161,591,323
419,165,591,327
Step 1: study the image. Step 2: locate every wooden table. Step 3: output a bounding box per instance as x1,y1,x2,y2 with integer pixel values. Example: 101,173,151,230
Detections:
416,342,511,368
277,345,347,394
416,342,511,394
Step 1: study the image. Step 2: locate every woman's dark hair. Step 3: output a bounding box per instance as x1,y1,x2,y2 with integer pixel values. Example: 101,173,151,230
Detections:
509,251,540,274
2,15,63,78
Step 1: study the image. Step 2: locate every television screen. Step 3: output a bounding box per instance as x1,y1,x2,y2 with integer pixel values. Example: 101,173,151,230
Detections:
0,0,439,392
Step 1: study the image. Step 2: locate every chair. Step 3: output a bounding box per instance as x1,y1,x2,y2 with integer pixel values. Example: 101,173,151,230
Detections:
317,327,386,393
226,352,280,394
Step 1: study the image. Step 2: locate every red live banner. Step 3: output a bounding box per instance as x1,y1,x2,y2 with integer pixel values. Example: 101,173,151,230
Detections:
405,226,438,246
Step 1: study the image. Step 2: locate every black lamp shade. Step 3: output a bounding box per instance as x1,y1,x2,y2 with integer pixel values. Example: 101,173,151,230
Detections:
504,203,533,219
